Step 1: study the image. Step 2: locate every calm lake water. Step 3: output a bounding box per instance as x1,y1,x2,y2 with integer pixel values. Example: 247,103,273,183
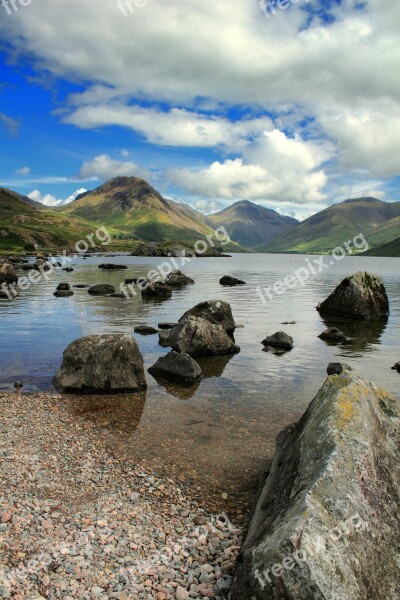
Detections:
1,253,399,517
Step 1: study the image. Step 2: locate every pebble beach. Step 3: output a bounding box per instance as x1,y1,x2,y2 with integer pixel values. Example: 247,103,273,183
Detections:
0,392,242,599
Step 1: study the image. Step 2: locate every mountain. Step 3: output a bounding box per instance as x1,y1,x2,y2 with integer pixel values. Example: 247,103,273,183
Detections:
0,187,99,252
367,211,400,248
208,200,298,247
61,177,217,244
364,237,400,257
257,197,400,254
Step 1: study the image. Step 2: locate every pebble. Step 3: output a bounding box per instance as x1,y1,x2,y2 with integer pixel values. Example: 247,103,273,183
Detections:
0,391,242,598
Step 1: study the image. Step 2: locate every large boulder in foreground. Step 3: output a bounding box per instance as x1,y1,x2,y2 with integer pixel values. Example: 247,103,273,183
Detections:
179,300,236,334
231,370,400,599
169,316,240,357
317,271,389,320
148,351,202,385
53,334,147,393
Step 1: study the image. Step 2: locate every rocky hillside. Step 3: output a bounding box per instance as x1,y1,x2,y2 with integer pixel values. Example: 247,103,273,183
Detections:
208,200,298,248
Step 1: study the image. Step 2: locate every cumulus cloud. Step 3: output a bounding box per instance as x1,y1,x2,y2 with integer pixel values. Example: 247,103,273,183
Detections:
28,187,87,207
16,166,31,176
1,0,399,204
77,154,149,181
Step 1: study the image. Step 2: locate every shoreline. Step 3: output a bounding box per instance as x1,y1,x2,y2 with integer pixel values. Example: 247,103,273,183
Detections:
0,391,243,599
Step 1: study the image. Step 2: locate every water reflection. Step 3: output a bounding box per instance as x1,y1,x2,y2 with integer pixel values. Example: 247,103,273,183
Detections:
197,354,236,378
320,315,387,354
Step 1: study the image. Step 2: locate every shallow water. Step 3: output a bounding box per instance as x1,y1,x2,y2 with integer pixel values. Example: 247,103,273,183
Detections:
1,254,399,517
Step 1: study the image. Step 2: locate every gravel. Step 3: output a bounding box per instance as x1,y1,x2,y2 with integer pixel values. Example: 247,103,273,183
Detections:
0,392,242,599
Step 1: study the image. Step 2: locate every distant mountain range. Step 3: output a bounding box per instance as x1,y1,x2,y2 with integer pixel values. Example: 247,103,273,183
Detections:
208,200,298,247
0,177,399,256
258,197,400,254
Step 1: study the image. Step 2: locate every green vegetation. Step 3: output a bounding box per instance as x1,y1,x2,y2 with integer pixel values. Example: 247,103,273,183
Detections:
363,238,400,257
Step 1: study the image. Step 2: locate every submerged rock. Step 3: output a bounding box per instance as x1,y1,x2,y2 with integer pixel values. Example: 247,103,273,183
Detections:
53,334,147,394
261,331,293,351
169,316,240,357
219,275,246,286
99,263,128,270
231,370,400,599
148,351,202,385
88,284,115,296
179,300,236,334
317,271,389,320
165,270,195,286
134,325,158,335
318,327,352,344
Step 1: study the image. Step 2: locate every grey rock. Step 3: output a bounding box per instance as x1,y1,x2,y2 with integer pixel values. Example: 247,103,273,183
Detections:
141,281,173,298
158,330,172,347
169,316,240,357
62,266,74,272
230,371,400,599
318,327,352,344
179,300,236,334
56,283,71,291
391,362,400,373
54,290,74,297
148,351,202,385
327,362,352,375
134,326,158,335
99,263,128,270
219,276,246,286
165,270,195,286
262,331,293,350
52,334,147,393
158,322,177,330
88,284,115,296
0,263,18,284
317,271,389,320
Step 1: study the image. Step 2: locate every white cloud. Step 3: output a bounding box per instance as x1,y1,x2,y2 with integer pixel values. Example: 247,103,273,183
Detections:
28,187,87,207
0,113,20,137
77,154,149,180
16,166,31,176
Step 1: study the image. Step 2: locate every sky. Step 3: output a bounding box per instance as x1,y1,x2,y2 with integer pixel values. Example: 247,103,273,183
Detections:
0,0,399,220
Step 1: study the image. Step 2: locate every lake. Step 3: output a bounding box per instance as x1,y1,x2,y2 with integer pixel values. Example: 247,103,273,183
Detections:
0,253,399,519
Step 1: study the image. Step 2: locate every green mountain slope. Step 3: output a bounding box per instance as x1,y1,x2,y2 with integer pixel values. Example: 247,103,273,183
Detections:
364,237,400,257
257,197,398,254
0,188,100,253
208,200,298,247
367,213,400,247
61,177,217,244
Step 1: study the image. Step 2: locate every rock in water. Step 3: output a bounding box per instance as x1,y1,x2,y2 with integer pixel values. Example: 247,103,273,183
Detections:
141,282,173,298
317,271,389,320
52,334,147,393
134,325,158,335
230,371,400,599
391,362,400,373
165,270,195,286
327,362,352,375
219,275,246,286
318,327,352,344
88,284,115,296
262,331,293,350
0,263,18,284
169,316,240,357
179,300,236,334
98,263,128,270
148,351,202,385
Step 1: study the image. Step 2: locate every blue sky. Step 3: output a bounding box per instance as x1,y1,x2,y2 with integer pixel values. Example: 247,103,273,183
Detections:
0,0,399,220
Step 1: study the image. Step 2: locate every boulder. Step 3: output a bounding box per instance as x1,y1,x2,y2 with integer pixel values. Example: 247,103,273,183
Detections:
0,263,18,284
179,300,236,334
318,327,352,344
99,263,128,270
158,322,177,330
148,351,202,385
134,326,158,335
54,290,74,298
52,334,147,394
169,316,240,357
231,370,400,599
63,266,74,272
88,284,115,296
317,272,389,320
262,331,293,351
158,330,172,347
57,283,71,291
327,362,352,375
73,284,90,289
141,281,172,298
219,275,246,286
165,270,195,286
391,362,400,373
